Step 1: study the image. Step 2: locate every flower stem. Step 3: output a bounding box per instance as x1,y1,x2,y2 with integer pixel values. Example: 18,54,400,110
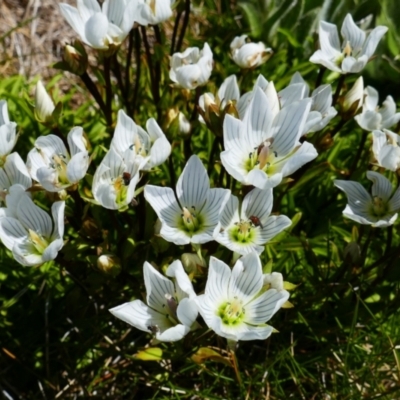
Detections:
175,0,191,53
103,55,113,127
80,72,111,126
332,74,346,106
170,11,182,55
314,66,326,89
131,28,142,115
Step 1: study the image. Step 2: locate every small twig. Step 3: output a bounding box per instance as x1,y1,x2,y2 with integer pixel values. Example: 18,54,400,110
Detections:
332,74,346,106
80,72,111,126
112,53,126,107
314,66,326,89
103,55,113,126
175,0,191,53
170,11,182,55
125,30,134,102
132,28,142,114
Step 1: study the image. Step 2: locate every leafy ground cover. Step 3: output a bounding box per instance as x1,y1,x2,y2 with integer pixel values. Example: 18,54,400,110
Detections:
1,0,400,399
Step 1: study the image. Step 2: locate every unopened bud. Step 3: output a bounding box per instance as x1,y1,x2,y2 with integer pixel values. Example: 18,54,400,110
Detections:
35,81,55,123
63,41,88,75
97,254,121,276
341,77,364,118
181,253,205,275
178,112,191,134
263,272,284,291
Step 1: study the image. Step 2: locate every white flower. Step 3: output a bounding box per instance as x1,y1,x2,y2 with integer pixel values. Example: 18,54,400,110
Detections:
372,129,400,171
263,272,284,292
27,128,89,192
0,153,32,204
310,14,388,74
215,188,291,255
198,74,240,124
59,0,137,50
230,35,272,69
341,76,364,114
282,72,337,134
221,87,317,190
92,147,145,210
0,186,65,266
144,155,230,245
35,81,55,123
170,43,213,90
0,100,18,158
109,260,198,342
135,0,173,25
196,252,289,342
355,86,400,131
334,171,400,227
111,110,171,171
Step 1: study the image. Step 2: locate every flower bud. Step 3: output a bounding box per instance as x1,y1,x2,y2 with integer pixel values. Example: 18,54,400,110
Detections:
263,272,284,291
178,112,191,135
230,35,272,69
97,254,121,276
340,77,364,119
63,41,88,76
35,81,55,123
181,253,205,276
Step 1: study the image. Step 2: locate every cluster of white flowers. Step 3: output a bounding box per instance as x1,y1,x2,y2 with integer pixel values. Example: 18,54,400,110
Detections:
1,3,395,347
110,252,289,342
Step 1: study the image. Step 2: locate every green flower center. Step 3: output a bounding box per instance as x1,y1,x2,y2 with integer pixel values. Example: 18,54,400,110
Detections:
28,229,50,254
113,176,129,205
130,136,148,157
229,220,257,244
245,140,277,174
217,298,246,326
178,206,204,235
50,154,69,185
370,196,388,217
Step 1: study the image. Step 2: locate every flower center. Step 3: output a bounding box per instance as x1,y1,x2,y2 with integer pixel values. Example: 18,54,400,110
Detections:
28,229,50,254
0,155,7,168
370,196,388,217
218,298,246,326
50,154,69,184
130,136,148,158
112,176,128,205
229,220,258,244
180,206,203,234
246,140,277,173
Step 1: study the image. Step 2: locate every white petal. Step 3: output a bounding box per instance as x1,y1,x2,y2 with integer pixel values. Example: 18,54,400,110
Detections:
0,217,27,251
59,3,87,43
0,123,17,157
318,20,341,58
110,299,170,334
218,75,240,105
244,289,289,324
67,151,89,183
229,252,263,303
143,261,175,314
256,215,292,244
242,188,273,222
334,180,372,217
0,100,10,125
271,99,311,156
242,87,274,148
85,13,109,49
112,109,137,154
166,260,196,299
355,110,382,131
51,201,65,240
361,26,388,59
219,194,240,229
176,298,198,327
67,126,87,155
206,257,231,304
144,185,181,228
147,136,171,169
341,14,365,55
367,170,392,202
176,155,209,210
42,238,63,262
3,153,32,189
279,141,318,178
156,324,190,342
16,196,53,237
